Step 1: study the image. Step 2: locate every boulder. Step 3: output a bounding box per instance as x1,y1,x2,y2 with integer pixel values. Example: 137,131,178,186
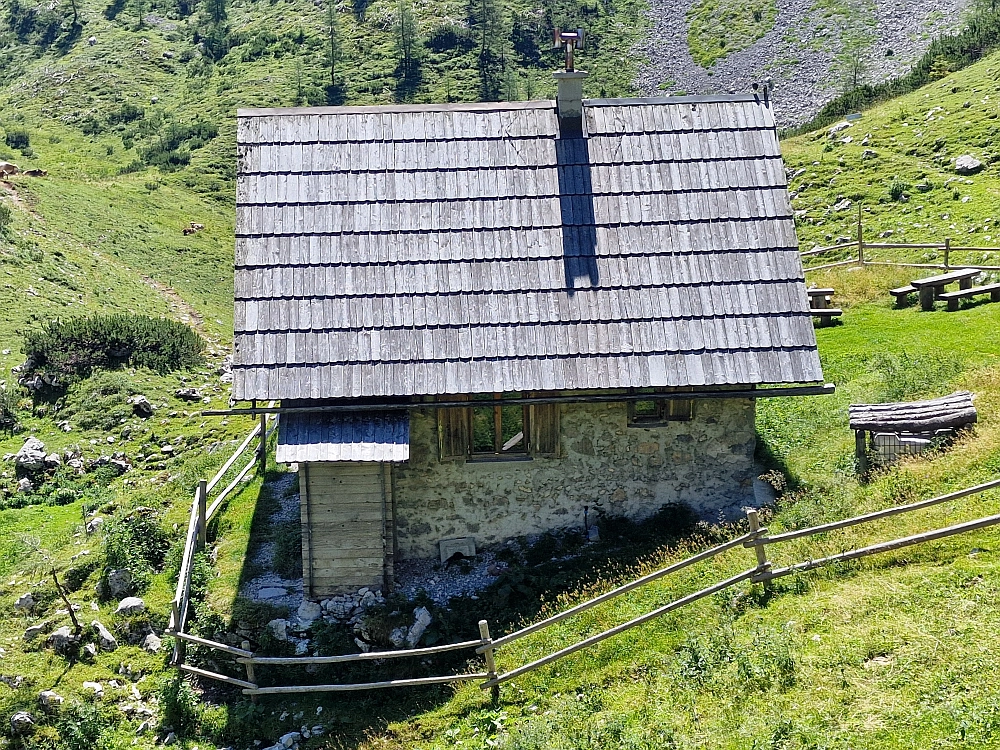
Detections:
10,711,34,735
82,643,98,659
142,633,162,653
389,626,407,648
279,731,301,748
92,620,118,650
267,619,288,641
405,606,433,648
174,388,202,402
828,121,852,137
14,437,46,471
832,198,852,212
44,452,62,468
955,154,983,175
24,622,50,641
14,592,35,610
163,731,177,745
17,478,34,493
107,569,134,598
116,597,145,615
861,149,878,160
47,626,78,653
82,681,104,698
86,517,104,534
38,690,64,710
128,395,155,418
296,600,322,625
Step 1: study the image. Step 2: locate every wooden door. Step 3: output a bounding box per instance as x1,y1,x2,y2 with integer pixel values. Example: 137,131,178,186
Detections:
300,462,393,597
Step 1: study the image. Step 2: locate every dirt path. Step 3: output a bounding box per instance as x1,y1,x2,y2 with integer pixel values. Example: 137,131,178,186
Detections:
140,274,206,332
0,179,42,221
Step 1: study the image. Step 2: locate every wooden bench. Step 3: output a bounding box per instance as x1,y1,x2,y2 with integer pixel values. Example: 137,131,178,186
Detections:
889,285,917,306
808,287,842,326
909,268,981,311
939,282,1000,312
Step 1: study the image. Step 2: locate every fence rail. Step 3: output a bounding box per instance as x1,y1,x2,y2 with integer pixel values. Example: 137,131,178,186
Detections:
169,432,1000,699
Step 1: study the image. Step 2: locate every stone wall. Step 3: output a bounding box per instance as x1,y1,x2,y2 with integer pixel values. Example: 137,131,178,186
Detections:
390,398,757,559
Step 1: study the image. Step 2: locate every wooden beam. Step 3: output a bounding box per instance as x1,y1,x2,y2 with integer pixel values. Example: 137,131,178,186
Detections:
243,673,489,695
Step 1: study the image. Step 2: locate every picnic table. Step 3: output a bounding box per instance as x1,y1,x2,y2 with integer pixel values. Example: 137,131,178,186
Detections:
908,268,980,311
807,287,842,326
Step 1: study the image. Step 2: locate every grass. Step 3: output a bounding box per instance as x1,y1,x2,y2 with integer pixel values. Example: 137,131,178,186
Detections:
686,0,778,68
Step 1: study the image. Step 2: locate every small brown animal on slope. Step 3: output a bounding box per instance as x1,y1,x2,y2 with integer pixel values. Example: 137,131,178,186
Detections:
0,162,19,177
182,222,205,235
23,169,47,177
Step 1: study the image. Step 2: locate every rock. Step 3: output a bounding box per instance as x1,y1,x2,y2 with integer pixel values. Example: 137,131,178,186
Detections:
57,420,72,432
359,590,377,608
107,569,134,598
82,643,98,659
832,198,852,212
405,606,432,648
828,121,852,136
137,720,152,735
861,149,878,160
24,622,50,641
955,154,983,175
279,732,301,748
116,597,145,615
86,517,104,533
354,637,371,653
297,600,322,624
14,437,46,471
17,477,34,493
160,444,175,455
87,35,96,44
14,592,35,610
258,587,287,599
174,388,202,402
47,626,78,653
82,681,104,698
92,620,118,650
389,626,407,648
128,395,155,418
294,639,309,655
268,619,288,641
44,452,62,468
10,711,34,735
38,690,64,710
142,633,162,653
163,731,177,745
0,647,5,658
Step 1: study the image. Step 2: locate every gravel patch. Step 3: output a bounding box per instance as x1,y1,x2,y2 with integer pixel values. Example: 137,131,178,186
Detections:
394,552,508,605
239,470,304,610
638,0,972,127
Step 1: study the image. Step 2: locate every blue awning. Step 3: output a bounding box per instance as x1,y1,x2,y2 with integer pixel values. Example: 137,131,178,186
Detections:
276,411,410,463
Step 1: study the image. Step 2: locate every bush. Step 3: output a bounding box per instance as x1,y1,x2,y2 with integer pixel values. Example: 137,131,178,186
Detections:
0,203,12,233
140,119,218,171
107,102,145,125
21,313,204,386
102,509,170,591
4,127,30,149
889,179,909,201
160,677,202,736
0,385,18,431
57,701,119,750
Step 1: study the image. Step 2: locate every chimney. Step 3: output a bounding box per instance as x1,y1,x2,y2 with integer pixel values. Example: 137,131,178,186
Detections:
554,70,587,137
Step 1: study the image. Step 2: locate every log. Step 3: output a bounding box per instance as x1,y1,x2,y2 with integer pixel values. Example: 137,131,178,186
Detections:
848,391,976,432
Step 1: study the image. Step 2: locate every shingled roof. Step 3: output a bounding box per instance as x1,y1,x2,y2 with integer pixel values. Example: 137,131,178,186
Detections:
233,95,823,401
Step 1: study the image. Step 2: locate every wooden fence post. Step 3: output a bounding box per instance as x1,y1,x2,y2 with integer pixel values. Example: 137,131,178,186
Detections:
479,620,500,705
855,430,870,477
857,203,864,265
746,510,771,582
242,640,258,703
197,480,208,551
258,414,268,475
171,601,186,665
944,237,951,270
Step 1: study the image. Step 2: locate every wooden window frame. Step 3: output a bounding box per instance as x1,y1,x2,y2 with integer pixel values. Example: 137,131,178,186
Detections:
438,394,561,461
627,392,695,427
469,394,530,459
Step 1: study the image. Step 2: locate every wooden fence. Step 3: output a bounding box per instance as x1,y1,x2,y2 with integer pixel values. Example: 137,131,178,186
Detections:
801,210,1000,273
168,468,1000,697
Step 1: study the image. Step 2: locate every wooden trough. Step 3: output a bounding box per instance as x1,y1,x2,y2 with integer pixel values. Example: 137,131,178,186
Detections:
849,391,977,474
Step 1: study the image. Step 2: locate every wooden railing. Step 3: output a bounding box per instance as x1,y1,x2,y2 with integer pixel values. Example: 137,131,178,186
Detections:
170,470,1000,699
166,412,277,676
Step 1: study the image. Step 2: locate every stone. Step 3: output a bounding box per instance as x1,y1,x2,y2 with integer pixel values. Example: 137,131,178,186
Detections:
294,639,309,655
405,606,432,648
163,731,177,745
174,388,203,402
47,626,77,653
160,444,174,455
86,517,104,533
137,720,152,735
17,477,34,493
296,600,322,624
107,569,134,598
832,198,852,212
82,643,98,659
861,149,878,160
258,587,287,599
24,622,50,641
14,437,46,472
38,690,64,709
128,395,155,418
279,732,301,748
828,121,852,136
92,620,118,650
116,597,145,615
142,633,162,653
82,681,104,698
14,592,35,610
10,711,34,735
389,626,407,648
268,618,288,641
354,637,371,653
955,154,983,175
44,452,62,468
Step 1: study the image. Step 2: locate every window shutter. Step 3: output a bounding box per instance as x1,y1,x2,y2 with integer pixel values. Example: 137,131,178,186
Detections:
530,402,561,457
437,397,469,461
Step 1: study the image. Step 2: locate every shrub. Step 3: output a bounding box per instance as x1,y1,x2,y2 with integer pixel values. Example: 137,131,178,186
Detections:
102,509,170,591
159,677,201,736
4,127,30,149
0,385,18,431
21,313,204,386
57,702,119,750
107,102,145,125
140,119,218,171
0,203,12,233
889,179,909,201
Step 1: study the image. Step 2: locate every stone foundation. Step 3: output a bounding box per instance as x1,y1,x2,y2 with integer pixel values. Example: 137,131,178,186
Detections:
390,399,757,559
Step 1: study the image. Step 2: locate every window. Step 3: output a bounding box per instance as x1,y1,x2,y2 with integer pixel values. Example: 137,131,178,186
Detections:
628,392,695,426
438,394,561,460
